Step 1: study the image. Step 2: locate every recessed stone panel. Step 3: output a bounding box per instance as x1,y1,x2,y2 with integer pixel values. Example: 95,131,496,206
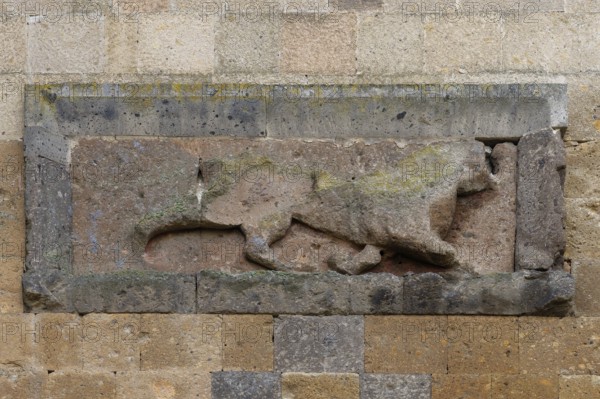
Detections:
23,84,572,315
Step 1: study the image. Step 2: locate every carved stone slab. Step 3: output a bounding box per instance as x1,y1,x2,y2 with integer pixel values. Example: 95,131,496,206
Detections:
23,84,572,315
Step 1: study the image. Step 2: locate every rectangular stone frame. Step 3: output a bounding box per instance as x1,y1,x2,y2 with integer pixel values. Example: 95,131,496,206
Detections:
22,83,574,315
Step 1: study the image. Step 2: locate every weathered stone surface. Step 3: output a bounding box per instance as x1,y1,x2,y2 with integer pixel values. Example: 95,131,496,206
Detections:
357,15,422,75
502,14,578,74
361,374,431,399
572,261,600,316
24,129,71,273
565,141,600,198
71,272,196,313
0,366,44,399
559,376,600,399
516,128,566,270
35,313,83,370
403,271,574,316
564,77,600,141
447,142,517,274
43,371,116,398
22,270,73,312
336,0,382,10
0,314,36,364
519,317,600,375
281,14,356,74
197,271,351,314
26,94,266,138
215,16,280,73
492,374,558,399
137,14,215,74
0,140,25,312
133,138,490,272
432,374,491,399
282,373,360,399
222,315,274,371
348,273,403,314
81,314,141,371
25,84,568,139
117,370,211,399
212,372,280,399
447,316,518,374
423,18,502,75
140,314,222,371
565,198,600,260
27,17,106,74
365,316,448,374
274,316,363,372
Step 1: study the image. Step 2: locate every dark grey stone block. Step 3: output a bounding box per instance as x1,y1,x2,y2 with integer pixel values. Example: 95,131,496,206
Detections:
196,271,351,314
274,316,364,372
361,374,431,399
403,270,574,316
349,273,403,314
516,128,566,270
22,269,74,312
70,272,196,313
212,372,280,399
267,84,567,139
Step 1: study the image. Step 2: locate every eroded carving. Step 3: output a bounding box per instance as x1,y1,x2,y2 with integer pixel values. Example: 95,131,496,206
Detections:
132,138,491,274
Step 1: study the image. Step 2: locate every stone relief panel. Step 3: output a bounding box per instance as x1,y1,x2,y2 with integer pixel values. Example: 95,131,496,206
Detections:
22,84,573,315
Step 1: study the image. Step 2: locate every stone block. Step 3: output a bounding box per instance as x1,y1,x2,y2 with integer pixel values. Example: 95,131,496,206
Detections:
71,272,197,313
222,315,274,371
516,128,566,270
361,373,431,399
281,14,356,74
403,271,574,316
348,273,403,314
137,14,215,74
432,374,491,399
0,365,45,399
215,16,281,73
502,14,578,73
573,261,600,316
559,375,600,399
116,370,211,399
519,317,600,375
564,77,600,141
365,316,448,373
35,313,83,370
140,314,222,371
106,19,138,74
197,271,351,314
423,18,502,74
274,316,363,372
565,198,600,260
282,373,360,399
0,314,36,364
212,371,280,399
26,17,106,74
356,14,422,75
42,371,116,398
335,0,382,10
492,374,559,399
0,20,25,73
447,316,519,374
565,141,600,198
81,314,141,371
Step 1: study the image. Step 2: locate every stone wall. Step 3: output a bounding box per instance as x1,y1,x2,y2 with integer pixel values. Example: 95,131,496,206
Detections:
1,0,600,397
